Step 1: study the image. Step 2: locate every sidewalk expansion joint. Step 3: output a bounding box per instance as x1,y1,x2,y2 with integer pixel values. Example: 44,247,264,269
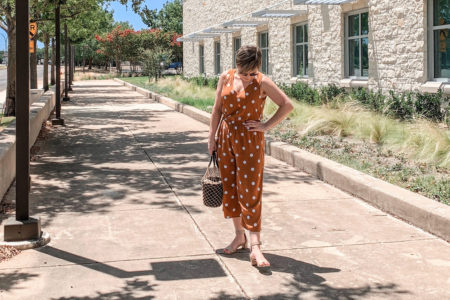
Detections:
0,252,217,271
264,237,439,253
109,102,250,299
264,197,354,203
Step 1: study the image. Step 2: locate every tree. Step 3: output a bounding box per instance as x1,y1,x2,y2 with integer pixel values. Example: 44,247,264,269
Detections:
140,0,182,34
141,46,172,82
0,0,147,116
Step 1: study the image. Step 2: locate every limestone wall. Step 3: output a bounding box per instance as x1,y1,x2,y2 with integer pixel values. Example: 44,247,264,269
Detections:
182,0,428,93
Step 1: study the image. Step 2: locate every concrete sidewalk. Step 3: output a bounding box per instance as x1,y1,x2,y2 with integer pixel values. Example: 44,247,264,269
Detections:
0,80,449,299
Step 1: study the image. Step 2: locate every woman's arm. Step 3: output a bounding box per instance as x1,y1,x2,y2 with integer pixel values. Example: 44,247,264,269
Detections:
244,76,294,132
208,72,227,155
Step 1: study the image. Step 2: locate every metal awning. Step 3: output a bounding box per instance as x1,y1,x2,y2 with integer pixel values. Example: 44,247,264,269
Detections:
223,20,268,28
189,33,221,38
178,32,221,41
177,0,289,42
203,27,240,33
252,9,306,18
294,0,354,4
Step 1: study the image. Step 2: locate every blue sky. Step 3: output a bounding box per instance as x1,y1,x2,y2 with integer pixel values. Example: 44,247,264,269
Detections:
107,0,167,30
23,0,167,51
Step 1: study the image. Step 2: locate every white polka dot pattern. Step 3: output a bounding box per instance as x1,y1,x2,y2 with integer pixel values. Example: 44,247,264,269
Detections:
217,69,266,232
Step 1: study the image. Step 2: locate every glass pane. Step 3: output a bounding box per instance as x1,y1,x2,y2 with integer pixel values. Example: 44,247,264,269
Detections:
434,29,450,77
304,24,308,42
349,39,360,76
304,44,309,75
361,12,369,35
362,37,369,77
262,49,268,73
296,45,303,76
434,0,450,26
296,25,303,43
348,14,360,37
260,32,268,48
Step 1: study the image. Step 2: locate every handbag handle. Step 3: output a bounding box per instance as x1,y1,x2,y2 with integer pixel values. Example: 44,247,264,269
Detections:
208,151,219,169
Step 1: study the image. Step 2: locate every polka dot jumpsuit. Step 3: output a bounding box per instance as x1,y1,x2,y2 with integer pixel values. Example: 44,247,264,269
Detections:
217,69,266,232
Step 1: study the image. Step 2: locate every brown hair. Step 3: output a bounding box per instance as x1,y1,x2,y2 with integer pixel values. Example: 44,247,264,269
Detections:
235,45,262,73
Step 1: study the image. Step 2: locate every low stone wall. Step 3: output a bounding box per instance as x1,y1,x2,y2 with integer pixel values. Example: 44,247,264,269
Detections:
0,90,56,201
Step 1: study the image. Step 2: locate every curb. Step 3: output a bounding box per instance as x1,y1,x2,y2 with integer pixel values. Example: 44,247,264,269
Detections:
114,78,450,242
0,231,51,250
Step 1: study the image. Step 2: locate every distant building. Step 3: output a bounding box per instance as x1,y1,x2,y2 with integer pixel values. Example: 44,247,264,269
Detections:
181,0,450,94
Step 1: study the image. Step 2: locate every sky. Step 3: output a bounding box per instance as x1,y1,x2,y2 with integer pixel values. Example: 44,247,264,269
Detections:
107,0,167,30
1,0,168,51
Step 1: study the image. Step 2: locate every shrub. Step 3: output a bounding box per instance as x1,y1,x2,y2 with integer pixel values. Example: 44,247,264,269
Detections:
385,91,415,120
207,76,219,89
283,82,320,105
350,87,386,113
415,90,446,122
319,84,346,104
185,76,219,89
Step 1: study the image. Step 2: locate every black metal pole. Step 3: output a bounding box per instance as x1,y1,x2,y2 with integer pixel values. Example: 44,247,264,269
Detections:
15,0,30,221
63,23,70,101
68,42,72,91
70,44,74,87
4,0,42,242
55,0,61,119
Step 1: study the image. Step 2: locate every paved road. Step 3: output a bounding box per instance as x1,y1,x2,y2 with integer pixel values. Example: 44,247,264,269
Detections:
0,80,448,299
0,64,53,108
0,64,51,91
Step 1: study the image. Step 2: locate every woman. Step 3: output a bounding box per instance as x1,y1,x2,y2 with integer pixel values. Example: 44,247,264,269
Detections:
208,45,294,269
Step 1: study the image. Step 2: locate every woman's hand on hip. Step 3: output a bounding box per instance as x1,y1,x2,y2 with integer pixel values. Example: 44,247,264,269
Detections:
208,136,217,155
244,120,268,132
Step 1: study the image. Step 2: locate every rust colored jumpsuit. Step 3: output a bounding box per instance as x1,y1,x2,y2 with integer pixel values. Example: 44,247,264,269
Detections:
216,69,266,232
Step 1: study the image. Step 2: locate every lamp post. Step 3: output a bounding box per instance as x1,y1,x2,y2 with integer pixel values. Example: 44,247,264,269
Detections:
3,0,48,245
52,0,64,125
62,23,70,101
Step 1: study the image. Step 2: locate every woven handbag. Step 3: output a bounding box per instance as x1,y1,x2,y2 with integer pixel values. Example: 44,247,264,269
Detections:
202,151,223,207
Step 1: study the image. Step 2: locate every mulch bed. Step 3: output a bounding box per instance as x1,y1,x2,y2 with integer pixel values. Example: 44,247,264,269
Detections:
0,246,21,263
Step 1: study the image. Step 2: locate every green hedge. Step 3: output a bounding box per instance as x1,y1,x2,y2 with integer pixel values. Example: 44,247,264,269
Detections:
280,82,449,123
181,76,449,123
182,75,219,89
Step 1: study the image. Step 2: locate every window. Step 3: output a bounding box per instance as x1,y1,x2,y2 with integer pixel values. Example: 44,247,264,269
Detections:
431,0,450,79
294,23,308,77
345,11,369,78
214,41,221,75
199,44,205,74
259,32,269,74
233,37,241,68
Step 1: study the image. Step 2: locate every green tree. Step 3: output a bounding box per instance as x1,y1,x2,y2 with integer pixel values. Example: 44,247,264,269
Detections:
141,46,172,82
0,0,147,116
140,0,182,34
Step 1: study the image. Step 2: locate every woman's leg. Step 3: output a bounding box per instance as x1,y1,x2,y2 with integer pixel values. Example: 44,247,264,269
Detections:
249,231,270,267
224,217,246,251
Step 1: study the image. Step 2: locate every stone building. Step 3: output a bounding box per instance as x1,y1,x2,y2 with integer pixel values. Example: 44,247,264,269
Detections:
180,0,450,94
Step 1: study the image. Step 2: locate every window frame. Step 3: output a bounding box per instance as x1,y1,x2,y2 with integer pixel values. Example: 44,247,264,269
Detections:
344,9,369,79
258,31,269,74
293,22,309,77
428,0,450,82
232,36,241,69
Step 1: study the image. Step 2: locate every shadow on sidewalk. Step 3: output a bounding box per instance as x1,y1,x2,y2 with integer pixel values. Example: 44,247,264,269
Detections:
216,251,412,299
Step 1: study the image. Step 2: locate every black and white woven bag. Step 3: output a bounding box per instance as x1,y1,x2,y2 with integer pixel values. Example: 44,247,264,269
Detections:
202,151,223,207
